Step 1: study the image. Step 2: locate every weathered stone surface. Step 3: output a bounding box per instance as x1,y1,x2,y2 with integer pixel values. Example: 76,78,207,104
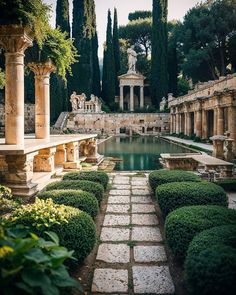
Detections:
131,185,149,190
110,189,130,196
107,204,130,214
132,189,150,196
100,227,130,241
132,266,175,294
113,184,131,190
113,178,130,185
108,195,130,204
104,215,130,226
97,244,130,263
92,269,128,293
132,204,155,213
131,196,152,203
133,246,167,262
132,214,159,225
131,181,148,186
132,227,162,242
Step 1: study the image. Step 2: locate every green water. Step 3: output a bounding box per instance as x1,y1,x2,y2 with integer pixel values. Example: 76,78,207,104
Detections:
98,136,190,171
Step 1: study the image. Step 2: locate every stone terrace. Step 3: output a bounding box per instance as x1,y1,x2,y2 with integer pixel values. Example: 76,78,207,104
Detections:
91,173,175,294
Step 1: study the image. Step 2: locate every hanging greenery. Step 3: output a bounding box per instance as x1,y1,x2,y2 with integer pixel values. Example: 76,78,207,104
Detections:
0,68,5,90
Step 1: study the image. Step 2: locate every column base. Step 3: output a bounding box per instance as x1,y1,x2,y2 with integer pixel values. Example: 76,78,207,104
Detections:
6,182,38,198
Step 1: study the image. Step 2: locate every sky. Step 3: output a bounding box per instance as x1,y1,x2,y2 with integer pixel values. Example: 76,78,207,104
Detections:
44,0,200,57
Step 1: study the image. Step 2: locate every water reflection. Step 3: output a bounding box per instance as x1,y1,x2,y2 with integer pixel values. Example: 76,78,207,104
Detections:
98,136,190,171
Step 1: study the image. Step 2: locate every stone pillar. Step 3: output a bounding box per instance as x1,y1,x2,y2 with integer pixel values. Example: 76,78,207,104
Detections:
130,86,134,112
34,147,56,172
202,110,208,139
211,136,225,159
213,108,218,135
29,61,56,140
119,86,124,110
217,107,224,135
228,106,236,155
176,113,180,134
196,110,202,138
186,113,191,136
140,86,144,109
54,144,66,166
170,114,173,134
184,113,188,135
64,141,81,169
0,26,33,145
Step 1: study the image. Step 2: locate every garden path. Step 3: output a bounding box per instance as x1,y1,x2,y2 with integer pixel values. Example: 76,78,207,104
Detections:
91,173,175,294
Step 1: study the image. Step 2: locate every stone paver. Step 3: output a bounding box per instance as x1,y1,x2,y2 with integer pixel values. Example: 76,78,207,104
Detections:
132,226,162,242
106,204,130,213
228,192,236,210
132,204,156,213
92,269,128,293
132,266,175,294
108,195,130,204
97,244,130,263
132,214,159,225
134,246,167,262
100,227,130,241
104,214,130,226
91,173,175,294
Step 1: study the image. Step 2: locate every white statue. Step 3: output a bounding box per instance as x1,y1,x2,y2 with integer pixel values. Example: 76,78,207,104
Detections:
70,91,78,111
78,93,86,109
127,46,137,73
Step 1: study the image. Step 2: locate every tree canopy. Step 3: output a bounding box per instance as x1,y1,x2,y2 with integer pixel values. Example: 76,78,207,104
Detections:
128,11,152,21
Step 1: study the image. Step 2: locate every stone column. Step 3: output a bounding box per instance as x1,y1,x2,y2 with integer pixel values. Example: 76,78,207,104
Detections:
64,141,81,169
0,26,33,145
54,144,66,166
130,86,134,112
34,147,56,172
170,113,173,134
176,113,180,134
217,107,224,135
119,86,124,110
228,106,236,155
213,108,218,135
185,113,191,136
29,61,56,140
184,113,188,135
196,110,202,138
202,110,208,139
140,86,144,109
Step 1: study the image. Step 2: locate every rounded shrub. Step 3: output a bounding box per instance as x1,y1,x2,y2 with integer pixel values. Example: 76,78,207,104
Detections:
149,169,201,191
12,198,96,262
37,189,99,218
156,181,227,217
45,180,104,203
185,225,236,295
63,171,109,189
165,205,236,262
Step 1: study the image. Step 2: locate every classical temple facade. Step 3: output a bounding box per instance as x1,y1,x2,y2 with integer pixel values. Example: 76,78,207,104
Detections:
168,75,236,155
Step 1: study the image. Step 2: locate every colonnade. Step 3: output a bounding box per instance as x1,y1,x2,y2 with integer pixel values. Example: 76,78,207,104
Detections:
119,85,144,111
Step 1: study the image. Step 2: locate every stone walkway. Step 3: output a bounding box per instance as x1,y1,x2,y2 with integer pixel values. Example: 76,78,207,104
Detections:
91,173,175,294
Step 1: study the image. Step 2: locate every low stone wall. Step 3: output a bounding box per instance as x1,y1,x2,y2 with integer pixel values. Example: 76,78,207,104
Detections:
66,113,170,135
0,103,35,133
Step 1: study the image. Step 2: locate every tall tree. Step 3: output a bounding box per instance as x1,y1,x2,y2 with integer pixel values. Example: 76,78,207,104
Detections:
151,0,168,108
113,8,121,95
102,9,116,106
56,0,70,37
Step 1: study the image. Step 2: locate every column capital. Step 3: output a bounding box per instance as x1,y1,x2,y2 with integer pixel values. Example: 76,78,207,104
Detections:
0,25,33,54
28,60,56,77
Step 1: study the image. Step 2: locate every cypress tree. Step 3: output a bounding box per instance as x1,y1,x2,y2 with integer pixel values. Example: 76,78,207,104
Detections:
151,0,168,108
102,10,116,106
56,0,70,37
113,8,121,95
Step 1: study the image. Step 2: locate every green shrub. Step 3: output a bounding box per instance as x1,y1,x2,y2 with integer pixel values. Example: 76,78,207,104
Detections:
165,205,236,262
0,185,22,215
215,180,236,192
0,223,82,295
185,225,236,295
148,169,201,191
63,171,109,189
45,180,104,203
37,189,99,218
156,182,227,217
12,198,96,262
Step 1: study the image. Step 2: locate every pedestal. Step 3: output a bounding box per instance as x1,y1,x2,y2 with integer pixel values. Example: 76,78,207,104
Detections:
64,142,81,169
34,147,56,172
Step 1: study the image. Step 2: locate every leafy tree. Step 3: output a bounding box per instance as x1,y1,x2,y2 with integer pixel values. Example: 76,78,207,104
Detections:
102,10,116,106
128,11,152,21
151,0,168,107
113,8,121,95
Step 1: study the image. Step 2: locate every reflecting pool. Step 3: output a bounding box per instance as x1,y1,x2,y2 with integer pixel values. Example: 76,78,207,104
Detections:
98,136,191,171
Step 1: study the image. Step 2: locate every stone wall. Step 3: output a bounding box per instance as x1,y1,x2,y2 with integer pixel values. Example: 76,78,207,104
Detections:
0,103,35,133
66,113,170,135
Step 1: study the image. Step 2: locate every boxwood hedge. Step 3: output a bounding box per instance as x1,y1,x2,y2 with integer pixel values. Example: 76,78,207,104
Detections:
12,198,96,262
185,225,236,295
45,180,104,203
156,181,227,217
215,179,236,192
37,189,99,218
165,205,236,262
149,169,201,191
63,171,109,189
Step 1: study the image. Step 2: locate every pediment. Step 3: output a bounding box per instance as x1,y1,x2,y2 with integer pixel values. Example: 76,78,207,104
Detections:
118,72,145,80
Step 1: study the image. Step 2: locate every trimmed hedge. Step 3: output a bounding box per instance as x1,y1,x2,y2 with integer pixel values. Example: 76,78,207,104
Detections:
149,169,201,191
215,179,236,192
12,198,96,262
37,189,99,218
156,181,227,217
45,180,104,203
165,205,236,262
63,171,109,189
185,225,236,295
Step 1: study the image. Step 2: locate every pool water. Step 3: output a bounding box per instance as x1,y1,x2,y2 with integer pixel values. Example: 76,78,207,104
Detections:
98,136,190,171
